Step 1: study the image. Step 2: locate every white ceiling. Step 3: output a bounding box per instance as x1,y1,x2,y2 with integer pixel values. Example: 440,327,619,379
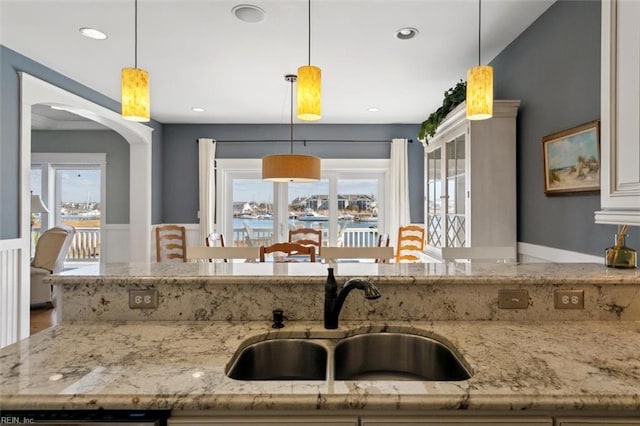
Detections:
1,0,555,125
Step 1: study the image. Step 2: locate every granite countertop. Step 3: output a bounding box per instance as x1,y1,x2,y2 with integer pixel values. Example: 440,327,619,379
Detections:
2,320,640,411
50,262,640,285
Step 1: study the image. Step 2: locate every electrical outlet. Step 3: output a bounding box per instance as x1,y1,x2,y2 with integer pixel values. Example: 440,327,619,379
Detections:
498,289,529,309
129,289,158,309
554,289,584,309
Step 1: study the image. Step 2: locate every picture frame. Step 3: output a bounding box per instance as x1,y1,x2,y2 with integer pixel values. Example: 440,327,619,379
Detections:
542,120,600,195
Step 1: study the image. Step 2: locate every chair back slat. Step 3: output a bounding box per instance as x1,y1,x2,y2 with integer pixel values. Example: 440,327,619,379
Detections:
155,225,187,262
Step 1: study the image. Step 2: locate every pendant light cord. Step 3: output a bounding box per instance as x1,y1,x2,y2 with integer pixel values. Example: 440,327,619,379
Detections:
478,0,481,66
307,0,311,65
289,76,295,154
134,0,138,68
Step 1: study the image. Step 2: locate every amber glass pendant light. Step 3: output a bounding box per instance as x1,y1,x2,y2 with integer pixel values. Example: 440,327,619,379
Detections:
262,75,321,182
122,0,150,122
466,0,493,120
297,0,321,121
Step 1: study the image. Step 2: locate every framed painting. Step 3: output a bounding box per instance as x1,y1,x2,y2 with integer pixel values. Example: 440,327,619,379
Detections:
542,120,600,195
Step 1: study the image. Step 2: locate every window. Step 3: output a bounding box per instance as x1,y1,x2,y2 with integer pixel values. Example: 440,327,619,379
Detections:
31,153,105,263
216,159,389,248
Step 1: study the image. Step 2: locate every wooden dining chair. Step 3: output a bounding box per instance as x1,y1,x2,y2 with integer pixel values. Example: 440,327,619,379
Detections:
377,233,390,247
259,242,316,263
395,225,425,263
205,232,226,262
205,232,225,248
376,232,390,263
288,228,322,253
155,224,187,262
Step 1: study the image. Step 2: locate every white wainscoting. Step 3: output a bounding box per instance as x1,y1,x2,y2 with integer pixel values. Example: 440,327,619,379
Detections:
518,242,603,264
0,238,26,348
102,224,130,263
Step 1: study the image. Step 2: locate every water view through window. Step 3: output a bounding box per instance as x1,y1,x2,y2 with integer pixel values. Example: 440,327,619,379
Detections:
231,178,380,247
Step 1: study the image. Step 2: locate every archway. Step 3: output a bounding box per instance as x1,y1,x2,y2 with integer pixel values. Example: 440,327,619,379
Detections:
20,72,152,262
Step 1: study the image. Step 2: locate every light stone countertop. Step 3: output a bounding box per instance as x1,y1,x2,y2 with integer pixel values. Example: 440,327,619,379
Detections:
50,262,640,285
2,320,640,411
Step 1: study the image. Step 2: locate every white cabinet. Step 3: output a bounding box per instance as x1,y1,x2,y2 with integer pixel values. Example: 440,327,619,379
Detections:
168,416,358,426
421,100,519,256
595,0,640,225
362,416,551,425
557,419,640,426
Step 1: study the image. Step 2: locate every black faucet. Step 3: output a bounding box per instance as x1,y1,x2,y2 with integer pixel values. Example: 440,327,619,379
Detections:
324,267,381,329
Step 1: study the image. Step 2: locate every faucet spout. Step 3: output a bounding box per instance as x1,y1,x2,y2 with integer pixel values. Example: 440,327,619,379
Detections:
324,268,381,329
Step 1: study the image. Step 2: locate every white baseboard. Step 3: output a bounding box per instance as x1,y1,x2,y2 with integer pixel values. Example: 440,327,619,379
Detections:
518,242,603,264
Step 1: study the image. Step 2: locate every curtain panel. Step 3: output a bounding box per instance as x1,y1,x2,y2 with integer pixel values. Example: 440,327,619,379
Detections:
389,138,411,247
198,138,216,246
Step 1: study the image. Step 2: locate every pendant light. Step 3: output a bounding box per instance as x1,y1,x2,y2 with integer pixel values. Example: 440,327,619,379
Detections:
466,0,493,120
262,75,321,182
121,0,150,122
297,0,321,121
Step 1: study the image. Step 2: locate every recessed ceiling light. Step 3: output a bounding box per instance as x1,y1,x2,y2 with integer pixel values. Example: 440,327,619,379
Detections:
192,107,205,113
79,27,107,40
367,107,381,112
395,27,419,40
50,105,67,111
231,4,266,23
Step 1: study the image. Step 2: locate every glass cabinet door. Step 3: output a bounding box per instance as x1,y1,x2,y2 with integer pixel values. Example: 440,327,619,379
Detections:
424,132,467,250
445,135,466,247
426,147,442,247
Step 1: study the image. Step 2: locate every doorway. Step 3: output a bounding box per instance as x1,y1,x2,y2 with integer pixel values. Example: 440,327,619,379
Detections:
31,154,106,267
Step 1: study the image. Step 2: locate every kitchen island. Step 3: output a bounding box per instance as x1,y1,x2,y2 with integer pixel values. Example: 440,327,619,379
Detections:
2,262,640,423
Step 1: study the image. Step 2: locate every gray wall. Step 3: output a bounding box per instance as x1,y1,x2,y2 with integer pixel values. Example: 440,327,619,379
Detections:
32,130,130,223
491,0,636,256
161,123,423,224
0,45,164,239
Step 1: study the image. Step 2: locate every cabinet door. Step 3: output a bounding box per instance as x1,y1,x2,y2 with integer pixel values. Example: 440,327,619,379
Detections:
168,416,358,426
597,0,640,223
445,135,466,248
425,146,444,248
557,419,640,426
362,416,551,426
424,133,467,250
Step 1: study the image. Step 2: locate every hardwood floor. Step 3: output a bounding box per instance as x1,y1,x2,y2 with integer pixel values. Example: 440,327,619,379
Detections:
30,306,56,335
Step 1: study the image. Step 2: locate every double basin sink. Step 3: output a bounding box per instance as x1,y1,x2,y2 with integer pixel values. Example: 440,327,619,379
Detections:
226,332,472,381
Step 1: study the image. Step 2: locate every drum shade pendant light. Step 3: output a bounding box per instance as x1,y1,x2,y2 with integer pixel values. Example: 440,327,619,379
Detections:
297,0,321,121
263,75,321,182
121,0,150,122
466,0,493,120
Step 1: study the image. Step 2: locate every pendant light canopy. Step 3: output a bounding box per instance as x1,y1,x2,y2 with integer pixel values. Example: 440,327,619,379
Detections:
466,0,493,121
263,75,321,182
122,0,150,122
297,0,321,121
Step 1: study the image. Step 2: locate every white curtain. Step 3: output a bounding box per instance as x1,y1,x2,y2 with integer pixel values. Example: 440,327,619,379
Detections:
389,138,411,246
198,138,216,245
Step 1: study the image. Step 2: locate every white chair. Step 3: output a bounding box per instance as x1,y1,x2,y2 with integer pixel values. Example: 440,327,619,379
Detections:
321,246,394,263
441,246,517,263
186,246,260,262
30,225,76,307
243,221,272,247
